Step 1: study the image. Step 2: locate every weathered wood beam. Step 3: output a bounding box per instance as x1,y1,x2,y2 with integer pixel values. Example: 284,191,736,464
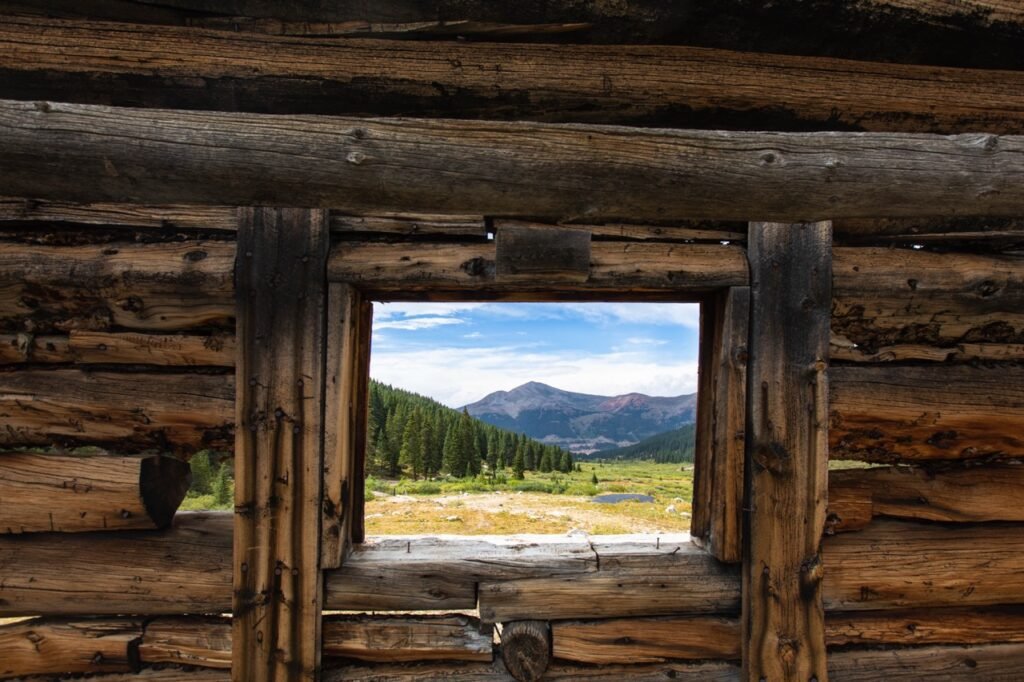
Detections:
0,331,235,366
3,100,1024,222
828,642,1024,681
349,296,372,545
742,222,831,681
7,0,1024,69
829,365,1024,462
328,659,741,681
0,451,190,533
0,618,143,679
232,207,329,681
0,369,234,452
827,461,1024,532
0,240,235,334
552,616,741,664
690,287,748,563
830,339,1024,363
827,606,1024,647
4,16,1024,133
499,621,550,682
832,246,1024,351
0,196,238,231
328,241,747,294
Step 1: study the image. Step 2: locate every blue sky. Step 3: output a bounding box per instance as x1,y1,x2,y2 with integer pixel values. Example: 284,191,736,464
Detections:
370,302,701,407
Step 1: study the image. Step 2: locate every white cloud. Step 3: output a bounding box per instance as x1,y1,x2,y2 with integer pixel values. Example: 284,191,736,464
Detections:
558,303,700,328
625,336,669,346
374,316,465,331
371,345,698,407
463,331,483,339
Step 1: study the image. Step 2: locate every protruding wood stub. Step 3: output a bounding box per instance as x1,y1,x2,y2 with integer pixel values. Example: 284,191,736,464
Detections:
500,620,551,682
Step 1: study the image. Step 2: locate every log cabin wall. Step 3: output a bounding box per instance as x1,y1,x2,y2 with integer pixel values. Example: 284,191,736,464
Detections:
1,3,1023,680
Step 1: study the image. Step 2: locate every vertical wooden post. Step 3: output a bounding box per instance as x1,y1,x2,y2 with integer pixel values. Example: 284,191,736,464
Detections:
743,222,831,681
233,207,329,681
692,286,749,564
349,297,373,545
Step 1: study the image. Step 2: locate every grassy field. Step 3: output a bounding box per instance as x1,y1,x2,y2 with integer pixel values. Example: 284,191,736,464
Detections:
365,460,694,535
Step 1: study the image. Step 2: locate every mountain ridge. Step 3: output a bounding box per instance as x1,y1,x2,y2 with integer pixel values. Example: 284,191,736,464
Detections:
462,381,697,453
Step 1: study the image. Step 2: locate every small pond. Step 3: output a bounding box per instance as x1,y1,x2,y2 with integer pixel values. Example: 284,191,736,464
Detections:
592,493,655,504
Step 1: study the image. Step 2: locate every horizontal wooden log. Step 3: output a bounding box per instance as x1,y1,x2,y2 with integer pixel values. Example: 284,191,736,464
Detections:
9,0,1024,70
551,607,1024,664
0,369,234,452
552,616,740,664
0,618,143,679
834,216,1024,245
495,219,746,244
828,642,1024,681
824,520,1024,611
0,451,191,533
827,461,1024,532
13,669,228,682
137,615,493,669
478,536,741,621
328,241,746,294
826,606,1024,647
0,196,238,231
326,534,596,612
0,512,233,616
0,240,235,334
3,100,1024,222
5,17,1024,134
830,339,1024,363
0,331,235,366
832,246,1024,350
326,659,740,682
829,365,1024,462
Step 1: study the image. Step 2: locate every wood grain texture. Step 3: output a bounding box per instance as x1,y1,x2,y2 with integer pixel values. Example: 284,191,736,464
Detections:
0,239,235,334
829,365,1024,462
0,331,234,367
826,606,1024,647
329,241,747,293
349,296,372,544
827,461,1024,532
140,616,233,669
499,621,549,682
823,520,1024,611
0,511,233,616
830,339,1024,363
327,659,741,682
742,222,831,681
3,99,1024,222
0,196,238,231
552,616,740,664
0,618,143,678
827,642,1024,681
0,369,234,452
0,451,190,533
688,298,718,543
692,287,748,563
321,283,359,569
832,246,1024,351
232,207,328,681
5,16,1024,133
4,0,1024,68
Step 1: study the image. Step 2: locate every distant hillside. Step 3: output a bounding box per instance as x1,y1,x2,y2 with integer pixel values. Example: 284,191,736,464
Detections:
590,423,697,463
463,381,697,453
367,380,574,479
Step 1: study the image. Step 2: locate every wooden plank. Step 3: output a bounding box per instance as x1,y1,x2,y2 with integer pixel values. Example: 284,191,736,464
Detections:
138,615,494,668
327,659,741,681
328,534,597,612
13,669,229,682
0,618,143,678
0,369,234,452
495,225,590,283
823,520,1024,611
321,284,359,569
329,241,747,293
689,298,719,544
5,16,1024,134
704,287,749,563
0,451,190,533
832,246,1024,351
742,222,831,681
494,219,746,244
232,207,329,681
3,100,1024,222
333,214,487,239
552,616,740,664
0,511,233,616
349,296,372,545
0,239,235,334
0,331,234,365
826,606,1024,647
830,339,1024,363
828,643,1024,681
0,196,238,230
827,461,1024,532
478,537,741,622
829,365,1024,462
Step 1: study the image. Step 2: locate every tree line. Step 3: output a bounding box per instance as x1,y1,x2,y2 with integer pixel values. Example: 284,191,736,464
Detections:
368,380,575,480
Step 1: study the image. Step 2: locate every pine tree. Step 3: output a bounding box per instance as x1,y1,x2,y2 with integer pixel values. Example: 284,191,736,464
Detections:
524,441,537,470
512,448,526,479
538,448,552,472
399,409,425,479
486,430,498,472
420,414,436,477
442,423,459,475
591,471,599,485
212,464,232,507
